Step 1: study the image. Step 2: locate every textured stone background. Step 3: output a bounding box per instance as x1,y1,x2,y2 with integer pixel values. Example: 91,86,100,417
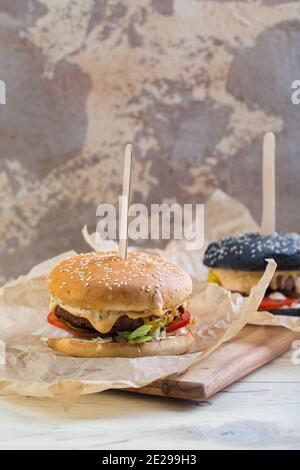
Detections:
0,0,300,282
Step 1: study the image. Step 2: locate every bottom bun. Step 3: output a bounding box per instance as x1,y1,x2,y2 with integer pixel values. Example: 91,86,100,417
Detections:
47,331,195,358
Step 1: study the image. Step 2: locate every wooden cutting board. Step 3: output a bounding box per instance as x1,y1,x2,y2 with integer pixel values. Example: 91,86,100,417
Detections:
127,325,300,401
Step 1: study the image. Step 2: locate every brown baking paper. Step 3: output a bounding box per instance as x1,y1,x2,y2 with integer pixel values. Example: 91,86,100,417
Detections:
249,309,300,332
0,236,276,408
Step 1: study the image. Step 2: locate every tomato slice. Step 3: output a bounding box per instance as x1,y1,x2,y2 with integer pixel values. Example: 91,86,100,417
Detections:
47,311,66,330
47,311,99,338
166,310,191,333
259,297,295,310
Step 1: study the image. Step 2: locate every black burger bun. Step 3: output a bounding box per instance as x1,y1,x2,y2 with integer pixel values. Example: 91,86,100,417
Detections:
204,232,300,272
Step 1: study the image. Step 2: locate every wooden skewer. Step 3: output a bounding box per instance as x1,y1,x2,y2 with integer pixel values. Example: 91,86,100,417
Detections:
261,132,276,235
118,144,133,259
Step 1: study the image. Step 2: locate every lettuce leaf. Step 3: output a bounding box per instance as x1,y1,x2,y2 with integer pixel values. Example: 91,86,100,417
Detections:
130,335,153,343
119,324,152,341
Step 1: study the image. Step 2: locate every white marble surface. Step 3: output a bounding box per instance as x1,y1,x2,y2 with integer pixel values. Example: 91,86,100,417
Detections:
1,350,300,450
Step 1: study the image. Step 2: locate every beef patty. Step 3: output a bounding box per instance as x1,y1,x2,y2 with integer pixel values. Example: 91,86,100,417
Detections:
54,305,143,337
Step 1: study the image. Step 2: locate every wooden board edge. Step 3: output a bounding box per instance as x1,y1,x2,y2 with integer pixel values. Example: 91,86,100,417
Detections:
125,327,300,401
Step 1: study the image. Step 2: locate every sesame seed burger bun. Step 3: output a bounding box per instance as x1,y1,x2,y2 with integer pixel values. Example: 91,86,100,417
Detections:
47,330,195,358
48,251,192,312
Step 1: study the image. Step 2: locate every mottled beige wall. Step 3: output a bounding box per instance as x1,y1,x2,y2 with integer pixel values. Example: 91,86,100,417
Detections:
0,0,300,282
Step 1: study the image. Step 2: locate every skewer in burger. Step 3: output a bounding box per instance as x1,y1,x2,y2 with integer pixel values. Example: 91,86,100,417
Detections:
203,232,300,315
47,251,194,357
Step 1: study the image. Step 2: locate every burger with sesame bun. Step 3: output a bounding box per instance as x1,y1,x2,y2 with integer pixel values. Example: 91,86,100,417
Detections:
203,232,300,315
46,251,194,357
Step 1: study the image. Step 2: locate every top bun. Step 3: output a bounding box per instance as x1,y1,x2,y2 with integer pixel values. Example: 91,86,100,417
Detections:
48,251,192,312
204,232,300,271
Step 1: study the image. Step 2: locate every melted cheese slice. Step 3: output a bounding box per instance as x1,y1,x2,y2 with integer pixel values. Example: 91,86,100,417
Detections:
208,268,300,296
50,298,184,334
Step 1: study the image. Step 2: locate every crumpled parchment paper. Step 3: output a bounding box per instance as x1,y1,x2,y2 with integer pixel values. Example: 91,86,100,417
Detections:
0,235,276,405
0,188,294,406
0,253,275,406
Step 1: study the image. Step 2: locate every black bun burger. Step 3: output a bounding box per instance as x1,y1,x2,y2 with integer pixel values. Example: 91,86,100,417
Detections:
47,251,194,357
203,232,300,315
